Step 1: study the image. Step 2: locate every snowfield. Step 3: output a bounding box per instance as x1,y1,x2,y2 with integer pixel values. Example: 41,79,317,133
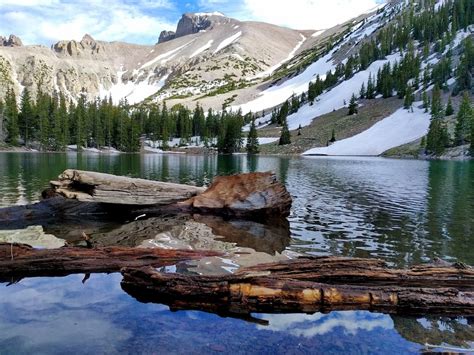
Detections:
233,7,388,115
214,31,242,54
140,40,195,69
100,73,169,105
250,33,307,80
302,103,430,156
285,53,401,130
190,40,214,58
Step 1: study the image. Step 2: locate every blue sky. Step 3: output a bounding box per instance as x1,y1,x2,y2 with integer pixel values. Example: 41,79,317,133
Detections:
0,0,385,45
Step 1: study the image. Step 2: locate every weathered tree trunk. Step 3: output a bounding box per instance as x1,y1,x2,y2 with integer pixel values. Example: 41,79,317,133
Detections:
180,172,292,218
121,257,474,317
50,169,206,205
43,170,292,219
0,243,221,281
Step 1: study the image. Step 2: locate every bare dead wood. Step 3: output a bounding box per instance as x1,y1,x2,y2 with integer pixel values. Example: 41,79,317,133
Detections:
180,172,292,218
51,169,206,205
43,170,292,219
121,257,474,317
0,243,221,281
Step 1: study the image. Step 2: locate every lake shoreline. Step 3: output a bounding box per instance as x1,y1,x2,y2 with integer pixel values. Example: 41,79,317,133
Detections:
0,144,472,161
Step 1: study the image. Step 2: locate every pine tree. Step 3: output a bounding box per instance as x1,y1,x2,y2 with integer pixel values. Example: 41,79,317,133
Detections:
471,118,474,157
404,85,414,109
426,119,450,155
359,82,366,99
290,94,300,114
330,128,336,143
430,85,443,119
278,100,289,126
161,102,169,149
348,94,358,115
422,91,430,112
217,112,243,153
74,92,87,150
4,88,19,145
19,88,33,146
246,119,259,154
279,117,291,145
366,73,375,99
445,97,454,116
454,92,472,145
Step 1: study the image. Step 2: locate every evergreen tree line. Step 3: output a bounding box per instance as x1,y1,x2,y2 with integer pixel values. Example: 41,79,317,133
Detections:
0,88,253,153
425,87,474,156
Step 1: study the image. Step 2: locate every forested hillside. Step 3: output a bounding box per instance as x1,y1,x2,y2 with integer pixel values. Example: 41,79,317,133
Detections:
1,0,474,157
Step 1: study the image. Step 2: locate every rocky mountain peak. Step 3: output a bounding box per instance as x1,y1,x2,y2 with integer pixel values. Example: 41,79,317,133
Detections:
0,34,23,47
157,12,228,44
52,33,104,57
80,34,96,46
158,30,176,44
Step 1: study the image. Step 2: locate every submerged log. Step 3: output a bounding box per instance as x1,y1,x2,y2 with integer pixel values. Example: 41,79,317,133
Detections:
50,169,206,205
121,257,474,317
0,243,221,281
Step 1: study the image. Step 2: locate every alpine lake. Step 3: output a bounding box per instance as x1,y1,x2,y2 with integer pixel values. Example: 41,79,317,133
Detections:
0,152,473,354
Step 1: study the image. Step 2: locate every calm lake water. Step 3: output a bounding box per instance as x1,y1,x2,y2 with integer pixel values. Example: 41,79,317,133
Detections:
1,152,473,354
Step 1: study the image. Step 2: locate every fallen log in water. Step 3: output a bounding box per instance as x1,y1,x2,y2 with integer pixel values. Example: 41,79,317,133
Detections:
50,169,206,205
179,172,292,218
44,170,292,218
121,257,474,317
0,243,221,281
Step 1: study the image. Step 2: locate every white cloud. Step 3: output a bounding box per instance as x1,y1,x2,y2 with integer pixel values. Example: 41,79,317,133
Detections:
0,0,177,45
0,0,385,45
243,0,381,30
0,0,59,5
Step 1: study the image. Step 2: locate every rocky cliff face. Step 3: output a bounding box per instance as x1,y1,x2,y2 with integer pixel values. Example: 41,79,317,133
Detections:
158,12,226,44
158,31,176,44
0,35,23,47
52,34,104,57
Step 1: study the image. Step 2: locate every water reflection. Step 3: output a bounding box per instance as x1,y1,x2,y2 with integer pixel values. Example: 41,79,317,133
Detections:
1,153,474,266
3,274,474,354
288,157,474,267
1,153,474,352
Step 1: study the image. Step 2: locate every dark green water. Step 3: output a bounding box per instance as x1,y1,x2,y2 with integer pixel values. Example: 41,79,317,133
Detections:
1,152,473,354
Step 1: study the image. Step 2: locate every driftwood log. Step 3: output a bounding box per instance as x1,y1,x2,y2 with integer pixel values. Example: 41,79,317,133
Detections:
0,243,221,282
50,169,206,205
121,257,474,317
179,172,292,217
46,170,292,218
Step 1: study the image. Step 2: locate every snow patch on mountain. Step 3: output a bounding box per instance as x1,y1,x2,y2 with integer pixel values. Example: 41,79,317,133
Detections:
100,72,169,105
302,103,430,156
190,40,214,58
214,31,242,54
140,40,195,69
195,12,225,17
250,33,307,80
312,30,325,38
234,7,389,114
286,53,401,130
235,50,336,114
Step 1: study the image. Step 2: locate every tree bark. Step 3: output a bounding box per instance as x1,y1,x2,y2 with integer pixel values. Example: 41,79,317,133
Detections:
34,170,293,220
50,169,206,206
0,243,221,282
121,257,474,317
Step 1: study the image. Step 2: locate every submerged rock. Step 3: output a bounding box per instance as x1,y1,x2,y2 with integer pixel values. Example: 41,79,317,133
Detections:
0,225,65,249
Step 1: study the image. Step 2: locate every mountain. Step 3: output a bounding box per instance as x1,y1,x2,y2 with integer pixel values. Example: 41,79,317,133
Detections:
1,0,473,159
0,12,320,105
